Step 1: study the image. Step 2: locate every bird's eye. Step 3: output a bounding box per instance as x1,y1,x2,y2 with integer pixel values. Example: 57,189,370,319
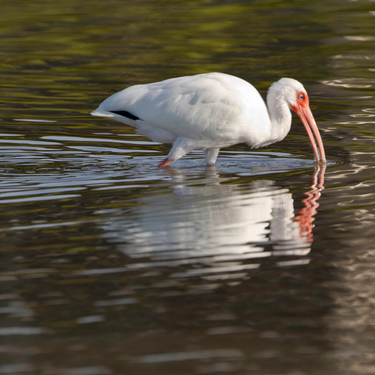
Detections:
298,94,304,100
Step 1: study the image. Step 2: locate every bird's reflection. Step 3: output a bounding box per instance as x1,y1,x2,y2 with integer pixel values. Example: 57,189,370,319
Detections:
103,166,325,280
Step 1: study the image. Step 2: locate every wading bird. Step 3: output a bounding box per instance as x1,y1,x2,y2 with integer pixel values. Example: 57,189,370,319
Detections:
91,72,326,167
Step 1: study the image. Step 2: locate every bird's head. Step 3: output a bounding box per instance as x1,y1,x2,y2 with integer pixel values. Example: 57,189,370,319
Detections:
268,78,326,164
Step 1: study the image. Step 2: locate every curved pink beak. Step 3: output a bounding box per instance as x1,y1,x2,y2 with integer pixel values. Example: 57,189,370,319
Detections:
292,105,326,164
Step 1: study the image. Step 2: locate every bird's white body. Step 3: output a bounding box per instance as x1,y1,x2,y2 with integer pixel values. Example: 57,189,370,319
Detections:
92,72,325,166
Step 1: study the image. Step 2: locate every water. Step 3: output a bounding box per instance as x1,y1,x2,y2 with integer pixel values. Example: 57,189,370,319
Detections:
1,0,375,374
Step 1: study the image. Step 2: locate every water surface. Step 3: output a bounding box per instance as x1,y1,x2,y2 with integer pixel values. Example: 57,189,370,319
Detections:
1,0,375,374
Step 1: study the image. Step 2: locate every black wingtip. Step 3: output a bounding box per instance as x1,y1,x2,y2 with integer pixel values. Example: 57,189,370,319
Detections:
110,110,140,121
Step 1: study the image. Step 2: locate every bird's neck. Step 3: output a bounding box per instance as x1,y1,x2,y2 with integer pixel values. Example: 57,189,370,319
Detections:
266,89,292,143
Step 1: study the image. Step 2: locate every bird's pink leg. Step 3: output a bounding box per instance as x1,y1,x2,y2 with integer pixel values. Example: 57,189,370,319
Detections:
204,147,220,166
157,157,172,168
157,137,196,168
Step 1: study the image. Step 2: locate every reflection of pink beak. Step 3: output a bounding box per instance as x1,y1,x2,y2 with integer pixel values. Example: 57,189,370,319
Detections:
294,164,326,242
293,105,326,164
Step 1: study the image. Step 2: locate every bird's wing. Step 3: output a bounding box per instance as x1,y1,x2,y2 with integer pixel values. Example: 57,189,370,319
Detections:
93,73,270,143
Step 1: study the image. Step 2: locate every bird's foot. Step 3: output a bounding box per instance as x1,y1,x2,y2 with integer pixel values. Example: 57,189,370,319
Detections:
157,158,172,168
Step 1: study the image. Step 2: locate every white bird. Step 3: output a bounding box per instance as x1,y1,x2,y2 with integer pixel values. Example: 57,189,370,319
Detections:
91,72,326,167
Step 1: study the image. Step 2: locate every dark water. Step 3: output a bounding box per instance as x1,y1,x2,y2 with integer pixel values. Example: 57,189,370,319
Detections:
1,0,375,374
